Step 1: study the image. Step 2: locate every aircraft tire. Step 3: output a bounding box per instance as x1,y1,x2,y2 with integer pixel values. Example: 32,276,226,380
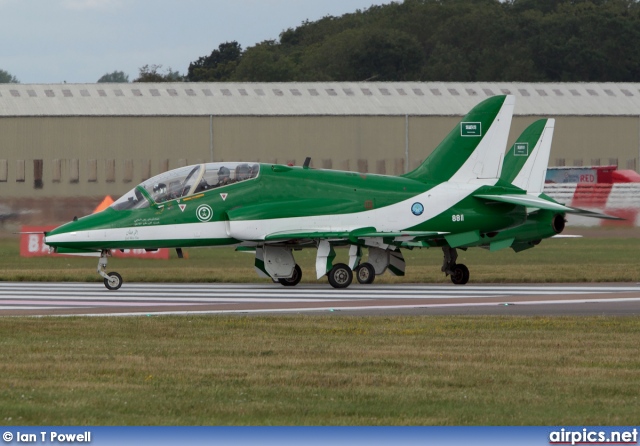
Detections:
104,272,123,290
450,264,470,285
278,264,302,287
355,262,375,285
328,263,353,289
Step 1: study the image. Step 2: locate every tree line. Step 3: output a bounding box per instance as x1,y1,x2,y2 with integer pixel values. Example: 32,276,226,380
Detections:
3,0,640,84
185,0,640,83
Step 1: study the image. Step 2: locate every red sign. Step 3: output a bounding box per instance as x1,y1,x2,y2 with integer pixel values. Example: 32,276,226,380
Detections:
20,226,170,259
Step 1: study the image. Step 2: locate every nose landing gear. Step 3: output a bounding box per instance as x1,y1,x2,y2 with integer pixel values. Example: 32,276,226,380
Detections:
97,250,123,290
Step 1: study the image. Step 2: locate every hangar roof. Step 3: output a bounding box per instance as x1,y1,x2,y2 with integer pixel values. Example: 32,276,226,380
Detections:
1,82,639,117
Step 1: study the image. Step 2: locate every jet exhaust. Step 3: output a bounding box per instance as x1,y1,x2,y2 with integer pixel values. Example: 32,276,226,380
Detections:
552,214,566,234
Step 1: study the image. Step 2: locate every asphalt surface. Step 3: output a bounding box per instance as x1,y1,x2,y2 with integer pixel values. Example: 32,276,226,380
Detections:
1,282,640,316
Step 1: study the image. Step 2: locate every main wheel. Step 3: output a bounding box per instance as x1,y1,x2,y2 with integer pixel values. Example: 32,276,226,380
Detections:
278,264,302,287
104,271,123,290
355,262,375,284
450,264,470,285
328,263,353,289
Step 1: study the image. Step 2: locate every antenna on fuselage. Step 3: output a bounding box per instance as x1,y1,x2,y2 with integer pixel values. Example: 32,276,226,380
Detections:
303,157,311,169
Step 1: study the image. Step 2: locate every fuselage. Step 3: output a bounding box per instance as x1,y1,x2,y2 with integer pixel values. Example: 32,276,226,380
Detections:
45,162,527,251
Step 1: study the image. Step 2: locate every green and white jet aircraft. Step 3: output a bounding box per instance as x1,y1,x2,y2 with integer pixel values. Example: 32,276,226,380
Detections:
44,95,616,290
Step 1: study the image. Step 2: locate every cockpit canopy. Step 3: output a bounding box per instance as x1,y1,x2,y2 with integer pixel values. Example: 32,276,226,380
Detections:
111,162,260,211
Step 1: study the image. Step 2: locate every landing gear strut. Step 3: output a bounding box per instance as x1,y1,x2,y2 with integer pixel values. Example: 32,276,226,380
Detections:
441,247,469,285
98,250,123,290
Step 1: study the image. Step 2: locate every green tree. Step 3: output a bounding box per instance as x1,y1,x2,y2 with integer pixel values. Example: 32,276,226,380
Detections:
300,28,423,81
187,41,242,81
97,71,129,83
134,64,184,82
0,69,19,83
185,0,640,82
233,41,298,82
531,0,640,81
349,30,424,81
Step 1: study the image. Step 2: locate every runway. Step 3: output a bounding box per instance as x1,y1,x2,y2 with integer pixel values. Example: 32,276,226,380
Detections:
1,282,640,316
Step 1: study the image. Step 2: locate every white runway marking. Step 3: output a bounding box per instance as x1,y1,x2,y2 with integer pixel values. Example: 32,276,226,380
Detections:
1,282,640,316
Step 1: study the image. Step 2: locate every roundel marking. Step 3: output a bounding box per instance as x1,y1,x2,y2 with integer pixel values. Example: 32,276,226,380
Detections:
411,202,424,216
196,204,213,222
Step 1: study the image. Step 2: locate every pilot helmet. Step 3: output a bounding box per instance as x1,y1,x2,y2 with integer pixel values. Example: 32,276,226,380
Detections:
218,166,230,179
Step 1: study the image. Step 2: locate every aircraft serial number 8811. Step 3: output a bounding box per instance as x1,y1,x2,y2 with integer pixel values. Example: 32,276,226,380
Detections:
44,95,618,290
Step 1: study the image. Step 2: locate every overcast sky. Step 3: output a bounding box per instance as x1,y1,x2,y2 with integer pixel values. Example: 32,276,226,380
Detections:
1,0,394,84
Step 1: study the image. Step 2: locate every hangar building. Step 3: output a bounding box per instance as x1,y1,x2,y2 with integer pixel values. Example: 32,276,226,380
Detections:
1,82,639,224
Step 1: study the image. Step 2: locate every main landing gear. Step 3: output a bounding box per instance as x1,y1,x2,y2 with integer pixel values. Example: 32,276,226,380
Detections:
327,263,353,289
278,264,302,287
273,260,376,289
354,262,376,285
327,262,375,288
441,246,470,285
98,250,123,290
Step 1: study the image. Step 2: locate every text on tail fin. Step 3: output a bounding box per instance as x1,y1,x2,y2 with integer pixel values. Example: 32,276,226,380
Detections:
501,118,555,194
402,95,515,184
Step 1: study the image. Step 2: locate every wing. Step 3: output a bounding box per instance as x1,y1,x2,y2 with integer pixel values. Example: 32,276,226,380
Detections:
474,193,623,220
227,202,447,246
264,228,445,245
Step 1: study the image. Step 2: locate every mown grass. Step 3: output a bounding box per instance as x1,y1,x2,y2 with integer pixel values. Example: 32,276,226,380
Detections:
1,315,639,425
0,234,639,283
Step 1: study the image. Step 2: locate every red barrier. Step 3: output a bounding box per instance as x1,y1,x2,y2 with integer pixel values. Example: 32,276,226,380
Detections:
20,226,170,259
571,183,613,208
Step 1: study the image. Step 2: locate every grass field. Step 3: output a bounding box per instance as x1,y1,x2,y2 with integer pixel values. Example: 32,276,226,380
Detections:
1,231,639,425
0,231,639,284
1,315,639,425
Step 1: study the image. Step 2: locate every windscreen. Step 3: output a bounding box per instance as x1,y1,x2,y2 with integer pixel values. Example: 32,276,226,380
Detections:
110,187,150,211
110,162,260,210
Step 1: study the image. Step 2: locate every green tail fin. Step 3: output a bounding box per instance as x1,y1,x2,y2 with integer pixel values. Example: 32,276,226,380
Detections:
500,118,555,194
402,95,515,184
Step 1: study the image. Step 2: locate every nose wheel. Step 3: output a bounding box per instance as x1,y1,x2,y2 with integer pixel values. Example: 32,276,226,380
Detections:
104,272,123,290
97,250,124,290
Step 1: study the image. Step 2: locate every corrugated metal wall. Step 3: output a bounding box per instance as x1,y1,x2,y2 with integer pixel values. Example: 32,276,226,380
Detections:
0,115,638,200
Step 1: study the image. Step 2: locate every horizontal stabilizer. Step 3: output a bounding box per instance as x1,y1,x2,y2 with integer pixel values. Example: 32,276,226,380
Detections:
474,194,623,220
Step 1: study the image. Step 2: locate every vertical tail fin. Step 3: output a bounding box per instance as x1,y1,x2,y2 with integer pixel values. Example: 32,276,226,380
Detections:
500,118,555,194
402,95,515,184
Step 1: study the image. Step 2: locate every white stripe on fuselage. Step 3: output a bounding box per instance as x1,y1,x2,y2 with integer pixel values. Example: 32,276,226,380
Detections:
227,179,497,241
